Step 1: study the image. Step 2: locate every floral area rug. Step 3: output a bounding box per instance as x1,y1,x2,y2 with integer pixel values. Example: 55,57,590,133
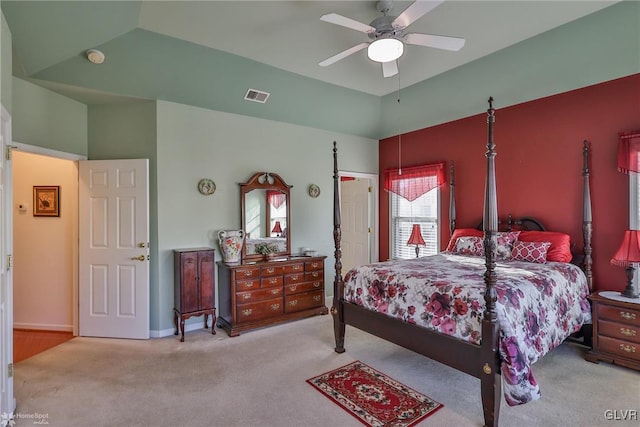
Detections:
306,361,442,426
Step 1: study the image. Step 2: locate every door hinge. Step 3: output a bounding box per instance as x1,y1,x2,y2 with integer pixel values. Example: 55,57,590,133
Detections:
6,254,12,270
6,146,13,161
7,363,13,378
368,227,372,233
368,186,372,192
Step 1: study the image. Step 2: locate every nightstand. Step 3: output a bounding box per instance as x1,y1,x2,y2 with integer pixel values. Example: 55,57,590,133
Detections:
585,291,640,371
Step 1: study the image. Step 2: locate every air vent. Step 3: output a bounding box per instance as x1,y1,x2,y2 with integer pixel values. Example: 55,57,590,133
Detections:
244,88,270,104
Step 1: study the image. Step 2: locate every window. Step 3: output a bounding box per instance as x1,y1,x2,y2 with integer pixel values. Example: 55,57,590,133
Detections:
390,189,439,259
385,162,445,260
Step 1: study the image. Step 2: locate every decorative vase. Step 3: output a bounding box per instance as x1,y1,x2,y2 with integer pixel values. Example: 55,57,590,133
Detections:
218,230,245,264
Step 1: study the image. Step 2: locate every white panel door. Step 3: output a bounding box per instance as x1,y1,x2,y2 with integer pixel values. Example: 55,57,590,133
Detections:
341,177,371,274
0,106,15,415
79,159,149,339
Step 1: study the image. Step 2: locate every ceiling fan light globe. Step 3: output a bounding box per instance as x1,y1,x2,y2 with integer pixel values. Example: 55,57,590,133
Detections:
367,38,403,63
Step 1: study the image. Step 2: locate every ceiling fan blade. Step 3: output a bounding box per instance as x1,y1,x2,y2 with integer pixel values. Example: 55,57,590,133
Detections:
393,1,445,29
382,61,398,78
405,33,465,51
319,42,369,67
320,13,375,34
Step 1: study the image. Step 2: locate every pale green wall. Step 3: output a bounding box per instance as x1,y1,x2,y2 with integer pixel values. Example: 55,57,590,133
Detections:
379,0,640,138
88,102,159,329
1,11,12,112
156,100,377,333
12,77,87,154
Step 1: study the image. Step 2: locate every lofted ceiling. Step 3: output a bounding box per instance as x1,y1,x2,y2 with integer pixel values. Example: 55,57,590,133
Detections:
3,0,620,100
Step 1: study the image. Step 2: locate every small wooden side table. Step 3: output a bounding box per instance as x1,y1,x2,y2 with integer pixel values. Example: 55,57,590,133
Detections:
585,291,640,371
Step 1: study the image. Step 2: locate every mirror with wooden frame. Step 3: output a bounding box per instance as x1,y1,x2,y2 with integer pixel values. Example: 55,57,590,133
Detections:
241,172,292,261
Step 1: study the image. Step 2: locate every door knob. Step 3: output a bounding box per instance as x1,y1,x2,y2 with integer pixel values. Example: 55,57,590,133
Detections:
131,255,146,261
139,243,147,248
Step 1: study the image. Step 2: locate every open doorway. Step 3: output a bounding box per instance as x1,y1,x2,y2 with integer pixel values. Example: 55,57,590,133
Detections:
339,172,378,273
12,143,84,362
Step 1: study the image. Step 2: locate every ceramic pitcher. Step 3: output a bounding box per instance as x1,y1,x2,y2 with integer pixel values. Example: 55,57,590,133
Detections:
218,230,245,264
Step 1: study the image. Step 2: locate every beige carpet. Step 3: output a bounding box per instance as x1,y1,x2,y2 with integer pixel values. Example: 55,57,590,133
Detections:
14,314,640,426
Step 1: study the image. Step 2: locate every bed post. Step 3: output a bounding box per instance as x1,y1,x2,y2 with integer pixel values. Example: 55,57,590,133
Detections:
449,161,456,236
331,141,346,353
582,140,593,291
481,98,501,427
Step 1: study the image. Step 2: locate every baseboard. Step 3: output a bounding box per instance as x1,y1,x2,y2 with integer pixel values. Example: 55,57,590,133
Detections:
14,322,72,332
150,321,210,338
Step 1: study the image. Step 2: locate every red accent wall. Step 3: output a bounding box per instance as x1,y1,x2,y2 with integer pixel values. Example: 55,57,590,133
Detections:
379,73,640,292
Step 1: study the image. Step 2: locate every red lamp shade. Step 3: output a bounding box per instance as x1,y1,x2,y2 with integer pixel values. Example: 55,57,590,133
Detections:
407,224,426,246
611,230,640,267
272,221,283,235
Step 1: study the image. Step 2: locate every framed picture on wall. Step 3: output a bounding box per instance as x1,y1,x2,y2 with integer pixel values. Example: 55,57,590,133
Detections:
33,186,60,217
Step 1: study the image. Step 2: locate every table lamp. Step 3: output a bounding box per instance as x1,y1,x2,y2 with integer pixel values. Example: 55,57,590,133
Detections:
407,224,426,258
271,221,283,237
611,229,640,298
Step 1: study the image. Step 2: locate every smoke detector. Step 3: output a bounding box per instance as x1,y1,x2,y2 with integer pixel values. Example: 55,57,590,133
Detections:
244,88,270,104
86,49,105,64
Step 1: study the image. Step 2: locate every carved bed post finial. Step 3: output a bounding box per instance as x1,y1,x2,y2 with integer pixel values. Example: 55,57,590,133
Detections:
449,161,456,236
583,140,593,291
332,141,346,352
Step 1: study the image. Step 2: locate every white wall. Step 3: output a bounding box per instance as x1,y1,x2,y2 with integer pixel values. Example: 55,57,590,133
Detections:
155,100,378,333
13,151,77,331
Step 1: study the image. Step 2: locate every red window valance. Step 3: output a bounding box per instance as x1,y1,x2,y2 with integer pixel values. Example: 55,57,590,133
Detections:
618,131,640,174
267,190,286,209
384,162,445,202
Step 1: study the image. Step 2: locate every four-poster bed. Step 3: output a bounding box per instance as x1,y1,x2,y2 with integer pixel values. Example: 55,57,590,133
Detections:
330,98,593,427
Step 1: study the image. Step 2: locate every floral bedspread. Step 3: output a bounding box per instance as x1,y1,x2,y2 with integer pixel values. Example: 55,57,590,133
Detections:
342,253,592,406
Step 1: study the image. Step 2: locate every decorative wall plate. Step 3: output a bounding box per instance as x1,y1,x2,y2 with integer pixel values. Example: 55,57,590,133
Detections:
198,178,216,195
308,184,320,198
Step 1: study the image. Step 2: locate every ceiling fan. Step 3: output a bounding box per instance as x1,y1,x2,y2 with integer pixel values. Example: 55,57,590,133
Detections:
318,0,465,78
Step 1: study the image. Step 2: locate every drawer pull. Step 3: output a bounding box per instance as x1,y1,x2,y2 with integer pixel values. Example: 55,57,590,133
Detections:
619,344,636,353
620,311,637,320
291,274,300,280
242,294,251,300
270,303,280,311
243,271,253,277
313,295,321,302
289,300,298,307
289,285,298,292
294,265,302,271
271,289,279,295
269,278,278,285
313,281,321,288
620,327,637,337
244,282,255,288
266,268,275,274
311,263,318,268
241,308,253,316
311,272,319,278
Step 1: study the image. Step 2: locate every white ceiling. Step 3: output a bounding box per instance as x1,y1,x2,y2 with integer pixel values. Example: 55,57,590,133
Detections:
135,1,619,96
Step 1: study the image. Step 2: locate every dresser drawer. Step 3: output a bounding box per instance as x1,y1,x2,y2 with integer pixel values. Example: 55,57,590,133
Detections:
284,273,305,285
599,319,640,344
598,304,640,327
235,268,260,280
237,287,282,303
284,280,323,295
261,276,283,288
598,335,640,362
237,298,283,323
304,271,323,281
285,290,324,313
283,263,304,274
305,260,324,271
236,279,260,292
261,265,286,277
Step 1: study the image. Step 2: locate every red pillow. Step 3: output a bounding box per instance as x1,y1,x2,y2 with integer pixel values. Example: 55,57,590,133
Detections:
511,240,552,263
518,230,572,263
445,228,483,252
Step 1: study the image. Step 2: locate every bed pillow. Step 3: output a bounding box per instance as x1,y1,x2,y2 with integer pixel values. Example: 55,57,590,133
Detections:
453,236,484,256
495,231,521,260
445,228,484,252
518,230,572,263
511,240,552,264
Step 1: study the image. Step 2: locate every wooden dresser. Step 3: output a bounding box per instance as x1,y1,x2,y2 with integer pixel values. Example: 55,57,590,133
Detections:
173,248,216,342
217,256,328,336
586,291,640,371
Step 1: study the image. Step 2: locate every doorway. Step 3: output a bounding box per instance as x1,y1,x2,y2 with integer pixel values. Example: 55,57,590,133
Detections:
339,171,378,273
